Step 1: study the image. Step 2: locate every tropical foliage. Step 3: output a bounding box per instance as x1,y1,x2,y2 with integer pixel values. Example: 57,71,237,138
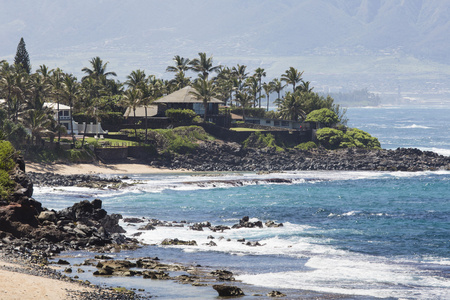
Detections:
165,109,199,124
0,140,16,200
1,38,374,157
305,108,340,127
316,127,380,150
243,132,283,152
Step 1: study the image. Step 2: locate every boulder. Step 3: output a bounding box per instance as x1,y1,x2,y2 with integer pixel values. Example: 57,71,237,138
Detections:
38,211,57,223
161,238,197,246
211,269,235,281
213,284,245,297
267,290,286,297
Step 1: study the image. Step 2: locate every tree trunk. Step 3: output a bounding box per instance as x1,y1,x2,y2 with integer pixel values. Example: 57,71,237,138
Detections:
57,100,61,143
144,106,148,144
203,101,208,122
133,108,138,141
70,101,75,147
82,122,88,147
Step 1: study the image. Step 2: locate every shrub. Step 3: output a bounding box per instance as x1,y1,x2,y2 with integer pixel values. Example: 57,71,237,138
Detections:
165,109,198,124
243,132,284,151
0,169,14,200
345,128,381,149
0,141,16,201
295,141,317,150
315,128,344,149
316,127,381,150
68,149,93,163
120,126,211,154
305,108,339,127
0,140,16,171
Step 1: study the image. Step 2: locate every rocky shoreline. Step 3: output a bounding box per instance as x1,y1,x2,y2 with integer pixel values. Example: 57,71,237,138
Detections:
153,141,450,172
28,172,134,189
3,146,449,299
2,157,294,299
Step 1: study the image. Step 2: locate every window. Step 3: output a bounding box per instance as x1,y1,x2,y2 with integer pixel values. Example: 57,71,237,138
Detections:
274,121,280,126
266,120,271,124
281,121,289,127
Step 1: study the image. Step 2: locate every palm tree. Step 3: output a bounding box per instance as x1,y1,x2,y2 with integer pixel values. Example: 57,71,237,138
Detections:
244,76,259,108
281,67,304,92
166,55,191,74
10,72,27,123
297,80,314,93
21,108,53,145
122,88,142,140
126,69,147,90
189,78,218,122
215,67,233,106
81,56,117,81
275,92,306,121
262,82,274,112
79,94,100,147
0,62,21,121
49,68,65,143
231,64,248,105
235,91,254,121
254,67,266,108
27,72,51,111
60,74,80,146
271,78,285,101
189,52,221,79
169,71,191,90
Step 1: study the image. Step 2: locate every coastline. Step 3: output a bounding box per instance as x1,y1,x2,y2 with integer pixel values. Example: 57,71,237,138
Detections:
25,162,190,175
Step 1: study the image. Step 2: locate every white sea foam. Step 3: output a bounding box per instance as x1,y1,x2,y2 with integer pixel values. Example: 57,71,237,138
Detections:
121,220,346,259
395,124,432,129
34,170,449,199
121,215,450,299
237,254,450,299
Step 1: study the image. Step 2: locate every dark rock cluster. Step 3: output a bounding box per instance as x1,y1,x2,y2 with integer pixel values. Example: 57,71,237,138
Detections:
1,157,137,258
28,171,130,189
154,141,450,172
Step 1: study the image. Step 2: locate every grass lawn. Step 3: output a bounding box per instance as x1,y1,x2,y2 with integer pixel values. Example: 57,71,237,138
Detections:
230,128,262,132
84,137,140,147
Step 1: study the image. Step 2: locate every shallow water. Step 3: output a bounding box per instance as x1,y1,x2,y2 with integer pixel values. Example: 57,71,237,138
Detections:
38,170,450,299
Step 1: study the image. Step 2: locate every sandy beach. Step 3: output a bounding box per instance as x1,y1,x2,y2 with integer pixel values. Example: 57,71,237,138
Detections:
0,260,92,300
26,162,190,175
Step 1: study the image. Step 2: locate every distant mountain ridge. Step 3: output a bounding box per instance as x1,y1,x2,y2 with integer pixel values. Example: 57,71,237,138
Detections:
1,0,449,60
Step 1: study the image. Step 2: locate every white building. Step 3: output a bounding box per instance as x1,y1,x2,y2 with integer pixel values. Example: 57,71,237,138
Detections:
44,102,107,135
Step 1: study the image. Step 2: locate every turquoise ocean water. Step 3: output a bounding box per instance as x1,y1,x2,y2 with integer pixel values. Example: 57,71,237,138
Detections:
36,106,450,299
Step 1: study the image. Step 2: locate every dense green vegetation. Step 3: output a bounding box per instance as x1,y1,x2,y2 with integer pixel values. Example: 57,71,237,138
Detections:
295,141,318,150
0,140,16,200
316,127,381,150
120,126,212,154
305,108,340,127
0,38,381,161
165,109,200,125
243,132,284,152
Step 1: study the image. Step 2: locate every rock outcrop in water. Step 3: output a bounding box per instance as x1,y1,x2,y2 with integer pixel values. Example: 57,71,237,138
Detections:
151,141,450,172
0,156,137,258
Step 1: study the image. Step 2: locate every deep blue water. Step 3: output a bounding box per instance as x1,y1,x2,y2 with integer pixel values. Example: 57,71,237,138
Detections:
36,106,450,299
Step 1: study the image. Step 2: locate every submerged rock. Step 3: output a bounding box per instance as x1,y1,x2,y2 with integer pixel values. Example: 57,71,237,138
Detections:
213,284,245,297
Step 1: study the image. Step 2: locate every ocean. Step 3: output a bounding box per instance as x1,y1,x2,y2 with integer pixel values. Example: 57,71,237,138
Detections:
35,106,450,299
